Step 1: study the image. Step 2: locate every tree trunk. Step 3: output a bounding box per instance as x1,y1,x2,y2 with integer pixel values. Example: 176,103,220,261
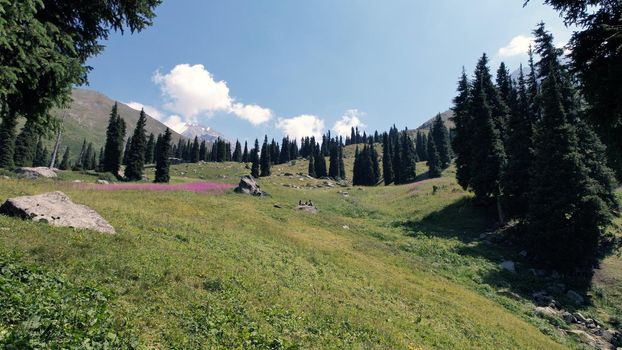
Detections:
49,128,62,168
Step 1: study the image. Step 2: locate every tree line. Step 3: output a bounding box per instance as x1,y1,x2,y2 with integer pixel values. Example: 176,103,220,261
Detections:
451,22,618,271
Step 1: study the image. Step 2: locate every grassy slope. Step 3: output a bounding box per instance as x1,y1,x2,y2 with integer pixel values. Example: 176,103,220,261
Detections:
0,151,620,349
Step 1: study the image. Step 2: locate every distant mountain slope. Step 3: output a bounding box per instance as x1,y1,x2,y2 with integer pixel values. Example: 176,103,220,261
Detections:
47,89,185,157
416,109,455,131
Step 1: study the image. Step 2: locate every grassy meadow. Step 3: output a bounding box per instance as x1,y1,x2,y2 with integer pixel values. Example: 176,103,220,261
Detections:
0,148,620,349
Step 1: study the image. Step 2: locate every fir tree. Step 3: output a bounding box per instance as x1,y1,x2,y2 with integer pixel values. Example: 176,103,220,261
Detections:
338,145,346,180
382,133,394,185
125,109,147,181
431,115,451,169
33,139,48,167
328,144,341,179
452,68,472,190
308,151,316,178
232,140,242,162
199,140,207,161
83,143,94,170
251,139,260,178
145,133,155,164
242,141,249,163
13,121,37,167
122,138,132,166
314,144,327,178
154,129,172,183
427,134,442,178
260,136,271,177
398,132,417,183
0,110,17,168
102,103,126,176
59,147,71,170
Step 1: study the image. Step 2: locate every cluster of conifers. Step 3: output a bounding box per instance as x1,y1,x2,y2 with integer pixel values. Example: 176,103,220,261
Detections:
451,23,619,271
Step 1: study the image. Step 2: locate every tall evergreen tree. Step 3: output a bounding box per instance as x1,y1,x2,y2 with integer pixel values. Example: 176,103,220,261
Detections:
431,114,451,169
232,140,242,162
260,136,271,177
199,140,207,161
250,139,260,178
145,133,155,164
102,103,126,176
452,68,472,190
0,108,17,168
314,144,327,178
398,132,417,183
427,134,442,178
154,129,172,183
13,121,37,167
328,144,341,179
382,133,394,185
242,141,249,163
125,109,147,180
338,145,346,180
308,151,316,178
59,147,71,170
190,136,200,163
33,139,48,167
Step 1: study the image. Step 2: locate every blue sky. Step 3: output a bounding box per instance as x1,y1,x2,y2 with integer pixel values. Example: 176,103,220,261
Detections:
85,0,573,142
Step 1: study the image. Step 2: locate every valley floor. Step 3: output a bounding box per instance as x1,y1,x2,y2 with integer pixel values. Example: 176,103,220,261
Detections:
0,159,620,349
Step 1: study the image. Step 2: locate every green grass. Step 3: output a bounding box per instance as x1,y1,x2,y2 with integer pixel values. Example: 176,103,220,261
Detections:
0,155,620,349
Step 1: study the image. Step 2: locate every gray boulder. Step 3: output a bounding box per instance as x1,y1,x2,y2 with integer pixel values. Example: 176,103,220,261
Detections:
0,191,115,234
234,175,265,196
96,179,110,185
296,205,318,214
15,167,57,179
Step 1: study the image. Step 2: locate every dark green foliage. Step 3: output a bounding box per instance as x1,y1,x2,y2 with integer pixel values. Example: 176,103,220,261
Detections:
232,140,242,162
122,138,132,166
352,143,380,186
13,121,37,167
242,141,249,163
0,112,17,168
125,109,147,181
308,151,316,178
190,137,200,163
58,147,71,170
426,134,442,178
382,133,394,185
313,144,327,178
338,145,346,180
32,139,48,167
0,252,138,349
328,144,341,179
0,0,161,137
431,115,451,169
451,69,472,190
397,132,416,184
102,103,126,176
260,136,271,177
145,133,155,164
154,129,172,183
503,67,534,217
251,139,260,178
199,141,207,162
415,131,428,162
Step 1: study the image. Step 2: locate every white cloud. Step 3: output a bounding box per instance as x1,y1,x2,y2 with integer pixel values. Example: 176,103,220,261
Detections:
152,64,272,125
332,109,366,136
126,101,164,121
498,35,535,58
163,115,187,134
275,115,325,141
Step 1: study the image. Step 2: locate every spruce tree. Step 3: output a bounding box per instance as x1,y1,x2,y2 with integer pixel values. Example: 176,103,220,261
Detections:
102,103,126,176
125,109,147,181
59,147,71,170
260,136,271,177
399,132,417,183
452,69,472,190
427,135,442,178
308,151,316,178
122,138,132,166
338,145,346,180
83,143,94,170
242,141,249,163
154,128,172,183
503,66,534,217
33,139,48,167
0,111,17,168
145,133,155,164
328,144,340,179
251,139,260,178
382,133,394,185
431,115,451,169
314,144,327,178
199,140,207,161
232,140,242,162
370,142,381,184
13,121,37,167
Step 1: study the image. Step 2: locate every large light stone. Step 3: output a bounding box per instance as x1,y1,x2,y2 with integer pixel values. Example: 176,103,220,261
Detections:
0,191,115,234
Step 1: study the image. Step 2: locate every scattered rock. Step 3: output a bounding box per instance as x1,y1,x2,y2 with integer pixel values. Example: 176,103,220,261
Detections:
500,260,516,273
273,204,282,209
1,175,9,180
342,225,349,230
532,291,560,308
15,167,57,179
96,179,109,185
296,205,318,214
283,172,294,177
566,290,584,305
497,288,521,300
535,306,559,318
234,175,265,196
574,312,588,324
0,191,115,234
562,311,577,324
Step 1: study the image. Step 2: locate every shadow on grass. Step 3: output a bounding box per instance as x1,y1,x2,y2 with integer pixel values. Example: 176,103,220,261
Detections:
397,196,600,310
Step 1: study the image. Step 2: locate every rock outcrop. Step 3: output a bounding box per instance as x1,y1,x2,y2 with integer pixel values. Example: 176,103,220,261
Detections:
0,191,115,234
234,175,265,196
296,205,318,214
15,167,58,179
